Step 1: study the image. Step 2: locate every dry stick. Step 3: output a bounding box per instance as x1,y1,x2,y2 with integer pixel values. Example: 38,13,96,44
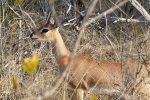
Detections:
73,0,98,54
21,10,36,27
84,0,129,27
0,22,3,70
7,5,21,18
129,0,150,22
0,3,4,67
36,1,129,100
113,17,146,23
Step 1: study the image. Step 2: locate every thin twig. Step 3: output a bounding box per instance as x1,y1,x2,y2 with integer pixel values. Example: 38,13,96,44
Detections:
20,10,36,27
7,5,21,18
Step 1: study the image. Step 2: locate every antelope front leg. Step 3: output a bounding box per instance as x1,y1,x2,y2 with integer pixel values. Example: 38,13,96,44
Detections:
76,88,84,100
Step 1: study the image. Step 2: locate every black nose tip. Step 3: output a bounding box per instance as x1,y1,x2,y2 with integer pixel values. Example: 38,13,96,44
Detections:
30,34,33,38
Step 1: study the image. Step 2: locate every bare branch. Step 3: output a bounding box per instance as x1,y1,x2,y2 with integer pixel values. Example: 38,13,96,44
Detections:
129,0,150,21
84,0,129,27
111,16,146,23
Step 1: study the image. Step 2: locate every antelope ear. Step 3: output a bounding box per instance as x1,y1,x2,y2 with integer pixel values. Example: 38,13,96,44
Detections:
45,17,54,25
49,18,55,24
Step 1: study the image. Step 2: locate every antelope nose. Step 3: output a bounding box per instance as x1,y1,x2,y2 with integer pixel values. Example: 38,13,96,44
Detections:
30,34,33,38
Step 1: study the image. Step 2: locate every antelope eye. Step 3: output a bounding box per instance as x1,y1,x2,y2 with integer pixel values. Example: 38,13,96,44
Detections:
41,28,49,33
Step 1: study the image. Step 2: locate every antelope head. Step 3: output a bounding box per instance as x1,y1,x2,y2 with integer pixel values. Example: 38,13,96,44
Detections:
30,21,59,42
30,19,71,61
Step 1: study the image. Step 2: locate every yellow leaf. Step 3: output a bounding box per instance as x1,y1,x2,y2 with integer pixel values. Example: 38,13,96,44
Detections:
22,52,39,73
90,94,97,100
12,77,19,90
15,0,24,5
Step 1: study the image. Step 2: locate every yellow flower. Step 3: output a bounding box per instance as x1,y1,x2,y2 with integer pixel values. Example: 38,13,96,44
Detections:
22,52,39,73
12,77,19,90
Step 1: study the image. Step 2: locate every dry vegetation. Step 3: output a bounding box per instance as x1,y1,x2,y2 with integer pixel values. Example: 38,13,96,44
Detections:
0,0,150,100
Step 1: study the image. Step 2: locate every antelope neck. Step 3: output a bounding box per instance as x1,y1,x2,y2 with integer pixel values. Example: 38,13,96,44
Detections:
52,31,70,60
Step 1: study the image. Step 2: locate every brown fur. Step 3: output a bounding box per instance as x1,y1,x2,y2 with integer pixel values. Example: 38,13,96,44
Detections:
58,55,70,65
30,21,149,100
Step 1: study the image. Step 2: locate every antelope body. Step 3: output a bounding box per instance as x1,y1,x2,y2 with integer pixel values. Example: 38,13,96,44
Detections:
30,21,149,100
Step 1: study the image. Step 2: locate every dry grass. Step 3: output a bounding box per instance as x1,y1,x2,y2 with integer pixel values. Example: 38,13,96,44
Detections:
1,0,150,100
